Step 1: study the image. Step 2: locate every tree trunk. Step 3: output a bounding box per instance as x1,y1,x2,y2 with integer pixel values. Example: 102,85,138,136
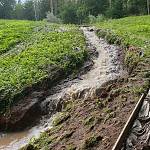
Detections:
33,0,37,21
54,0,58,15
147,0,150,15
109,0,112,8
50,0,54,14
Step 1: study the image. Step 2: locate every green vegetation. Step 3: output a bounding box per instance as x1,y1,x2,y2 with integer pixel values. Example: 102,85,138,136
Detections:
21,132,53,150
0,20,87,113
1,0,149,24
96,16,150,74
82,135,103,149
96,16,150,49
84,116,95,126
53,112,71,126
19,15,149,150
0,20,37,55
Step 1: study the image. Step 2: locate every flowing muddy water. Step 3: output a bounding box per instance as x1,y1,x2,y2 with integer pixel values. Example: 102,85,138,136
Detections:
0,27,125,150
0,117,53,150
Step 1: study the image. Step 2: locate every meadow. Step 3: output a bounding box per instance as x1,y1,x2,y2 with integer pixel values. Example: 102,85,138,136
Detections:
95,15,150,74
0,21,87,113
0,20,39,55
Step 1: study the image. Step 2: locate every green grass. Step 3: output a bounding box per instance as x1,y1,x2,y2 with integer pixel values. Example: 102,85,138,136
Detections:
95,15,150,74
0,20,87,113
0,20,39,55
95,16,150,52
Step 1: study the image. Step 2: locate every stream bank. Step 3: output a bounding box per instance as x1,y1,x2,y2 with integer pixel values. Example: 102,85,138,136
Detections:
1,27,125,150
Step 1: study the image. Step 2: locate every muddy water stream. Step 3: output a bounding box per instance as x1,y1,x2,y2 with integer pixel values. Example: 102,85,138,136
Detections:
0,27,124,150
0,114,56,150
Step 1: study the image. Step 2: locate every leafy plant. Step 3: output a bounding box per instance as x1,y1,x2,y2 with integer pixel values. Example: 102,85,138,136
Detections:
95,16,150,74
0,21,87,113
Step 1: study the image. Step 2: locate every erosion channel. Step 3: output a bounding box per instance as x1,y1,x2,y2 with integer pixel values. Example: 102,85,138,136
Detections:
0,27,124,150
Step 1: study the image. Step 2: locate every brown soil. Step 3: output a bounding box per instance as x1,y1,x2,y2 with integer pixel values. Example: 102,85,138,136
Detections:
27,76,148,150
21,28,149,150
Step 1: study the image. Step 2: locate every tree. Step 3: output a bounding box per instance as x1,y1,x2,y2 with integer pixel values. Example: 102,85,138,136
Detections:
50,0,54,14
18,0,21,3
127,0,147,15
76,4,88,24
33,0,40,21
147,0,150,15
23,0,35,20
60,2,78,24
0,0,16,19
0,0,149,22
38,0,50,19
83,0,109,16
106,0,125,18
13,3,24,20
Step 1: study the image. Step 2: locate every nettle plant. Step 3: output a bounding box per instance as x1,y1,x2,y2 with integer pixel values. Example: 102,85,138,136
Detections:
0,21,87,113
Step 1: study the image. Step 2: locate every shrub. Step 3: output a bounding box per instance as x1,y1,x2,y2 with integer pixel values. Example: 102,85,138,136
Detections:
88,14,106,24
45,11,61,23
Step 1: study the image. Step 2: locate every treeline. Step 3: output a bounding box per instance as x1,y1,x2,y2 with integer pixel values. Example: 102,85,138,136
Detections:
0,0,149,23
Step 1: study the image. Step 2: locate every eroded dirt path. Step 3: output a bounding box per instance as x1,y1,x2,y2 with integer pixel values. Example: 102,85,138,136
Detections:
61,27,123,99
0,27,124,150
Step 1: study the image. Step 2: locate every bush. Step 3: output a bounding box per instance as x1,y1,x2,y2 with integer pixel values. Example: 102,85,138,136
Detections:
88,14,106,24
96,14,106,22
88,15,96,24
45,11,61,23
0,21,87,113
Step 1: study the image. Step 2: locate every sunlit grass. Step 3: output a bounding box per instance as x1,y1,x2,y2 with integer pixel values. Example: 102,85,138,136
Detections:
0,20,87,112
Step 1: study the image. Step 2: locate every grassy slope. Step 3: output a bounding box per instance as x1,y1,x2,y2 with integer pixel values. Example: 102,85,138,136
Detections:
95,16,150,50
95,16,150,74
0,20,38,55
0,21,87,113
22,16,150,150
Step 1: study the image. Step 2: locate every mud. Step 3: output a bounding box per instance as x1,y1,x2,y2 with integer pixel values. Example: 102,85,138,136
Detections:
0,27,125,150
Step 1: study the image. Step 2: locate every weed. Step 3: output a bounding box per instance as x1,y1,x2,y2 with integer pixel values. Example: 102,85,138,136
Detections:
53,112,70,126
82,135,103,149
84,116,95,126
0,21,87,113
66,144,76,150
95,16,150,75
